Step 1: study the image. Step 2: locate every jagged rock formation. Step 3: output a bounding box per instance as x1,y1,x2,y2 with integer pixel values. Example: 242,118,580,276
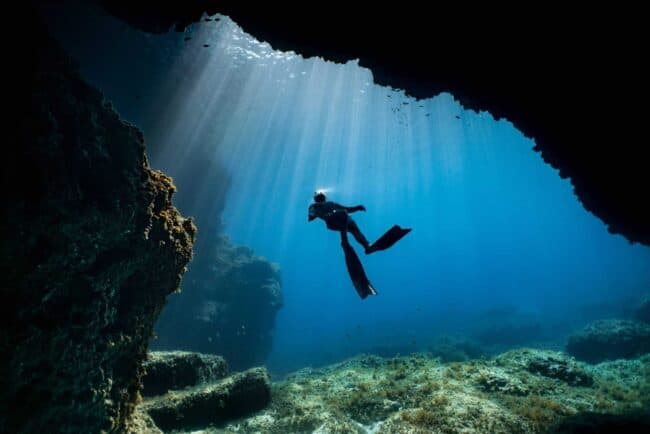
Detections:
142,351,228,396
99,1,650,246
153,235,283,371
143,367,271,431
0,21,195,433
567,320,650,363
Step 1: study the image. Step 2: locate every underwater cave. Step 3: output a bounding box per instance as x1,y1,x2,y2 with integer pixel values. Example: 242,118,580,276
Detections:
3,1,649,433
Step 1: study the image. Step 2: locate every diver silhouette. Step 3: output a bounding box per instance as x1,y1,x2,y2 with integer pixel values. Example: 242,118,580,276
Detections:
308,191,411,299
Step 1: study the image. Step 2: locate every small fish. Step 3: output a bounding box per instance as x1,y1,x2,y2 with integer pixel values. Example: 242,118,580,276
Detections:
184,36,192,41
204,18,213,22
203,44,210,47
425,113,430,117
455,115,461,119
403,102,409,105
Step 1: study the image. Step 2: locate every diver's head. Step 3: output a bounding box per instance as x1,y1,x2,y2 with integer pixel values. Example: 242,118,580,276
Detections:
314,191,326,203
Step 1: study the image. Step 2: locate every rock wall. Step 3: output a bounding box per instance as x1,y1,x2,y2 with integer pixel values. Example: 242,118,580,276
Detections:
0,24,195,433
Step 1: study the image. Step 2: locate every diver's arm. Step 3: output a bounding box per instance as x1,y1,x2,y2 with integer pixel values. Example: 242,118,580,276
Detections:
345,205,366,213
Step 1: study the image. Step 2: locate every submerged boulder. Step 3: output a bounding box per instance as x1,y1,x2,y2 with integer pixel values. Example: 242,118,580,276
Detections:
566,319,650,363
143,351,229,397
1,21,194,433
143,367,271,431
153,235,283,371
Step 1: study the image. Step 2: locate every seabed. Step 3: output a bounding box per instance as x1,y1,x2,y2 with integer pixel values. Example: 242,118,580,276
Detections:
144,349,650,433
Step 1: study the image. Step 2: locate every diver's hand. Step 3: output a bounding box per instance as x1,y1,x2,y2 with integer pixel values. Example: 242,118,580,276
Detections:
358,205,366,212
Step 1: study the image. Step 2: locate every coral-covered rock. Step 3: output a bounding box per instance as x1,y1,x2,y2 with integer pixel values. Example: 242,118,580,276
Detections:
143,351,228,397
143,367,271,431
566,320,650,363
153,235,282,370
475,367,531,395
526,354,593,387
0,26,194,433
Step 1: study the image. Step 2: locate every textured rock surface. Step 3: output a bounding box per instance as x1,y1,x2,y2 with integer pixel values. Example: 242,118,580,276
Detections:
498,350,593,387
143,367,271,431
226,350,650,433
143,351,228,397
98,2,650,246
567,320,650,363
0,25,195,433
153,235,283,370
124,408,163,434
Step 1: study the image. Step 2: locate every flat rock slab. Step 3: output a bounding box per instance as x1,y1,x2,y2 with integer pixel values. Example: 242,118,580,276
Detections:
143,367,271,431
143,351,229,397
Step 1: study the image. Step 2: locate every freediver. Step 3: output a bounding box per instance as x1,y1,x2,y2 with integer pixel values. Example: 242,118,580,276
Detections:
308,191,411,299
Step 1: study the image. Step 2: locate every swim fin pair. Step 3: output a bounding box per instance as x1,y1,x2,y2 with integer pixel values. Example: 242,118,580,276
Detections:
365,225,412,255
341,225,412,299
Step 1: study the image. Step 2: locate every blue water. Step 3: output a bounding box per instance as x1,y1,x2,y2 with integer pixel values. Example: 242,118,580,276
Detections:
47,8,650,375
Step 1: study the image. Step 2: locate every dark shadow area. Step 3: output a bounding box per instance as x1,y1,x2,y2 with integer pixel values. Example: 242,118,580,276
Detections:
549,411,650,434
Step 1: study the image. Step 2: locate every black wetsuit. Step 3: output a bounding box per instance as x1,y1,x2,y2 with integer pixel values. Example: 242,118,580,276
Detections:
308,199,411,299
308,201,369,248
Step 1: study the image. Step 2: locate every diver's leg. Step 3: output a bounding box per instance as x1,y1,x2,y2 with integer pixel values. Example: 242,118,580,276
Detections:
347,218,370,249
340,230,349,245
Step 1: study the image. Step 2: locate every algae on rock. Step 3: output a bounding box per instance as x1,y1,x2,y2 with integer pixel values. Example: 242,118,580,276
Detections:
1,27,194,433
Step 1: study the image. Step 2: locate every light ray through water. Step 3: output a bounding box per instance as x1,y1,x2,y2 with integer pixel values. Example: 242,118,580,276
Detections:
46,9,650,374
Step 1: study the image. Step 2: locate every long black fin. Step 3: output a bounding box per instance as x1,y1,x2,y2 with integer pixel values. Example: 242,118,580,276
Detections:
341,236,377,299
366,225,412,254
